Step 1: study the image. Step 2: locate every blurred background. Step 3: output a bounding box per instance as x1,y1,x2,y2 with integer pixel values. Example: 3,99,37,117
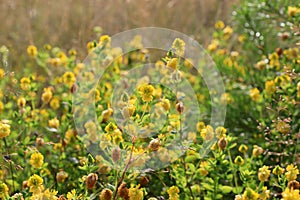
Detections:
0,0,238,66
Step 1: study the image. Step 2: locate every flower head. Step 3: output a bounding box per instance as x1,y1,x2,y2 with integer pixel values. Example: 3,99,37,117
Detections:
30,152,44,168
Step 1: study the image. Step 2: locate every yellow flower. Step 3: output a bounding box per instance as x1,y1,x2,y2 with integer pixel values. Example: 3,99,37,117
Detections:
252,145,263,157
68,49,77,57
242,188,259,200
255,60,266,70
41,88,53,104
0,182,9,199
67,189,81,200
223,26,233,39
285,164,299,181
31,189,58,200
30,152,44,168
159,98,170,111
28,174,44,194
63,72,76,87
0,68,5,79
258,166,270,182
215,126,226,138
87,41,96,52
259,187,270,200
27,45,38,57
197,122,206,132
172,38,185,57
265,80,276,95
275,120,290,134
0,121,10,139
138,84,155,102
17,97,26,108
215,20,225,29
287,6,300,17
273,165,284,175
167,186,180,200
105,122,117,133
128,185,143,200
167,58,178,70
282,188,300,200
99,35,111,48
200,125,214,140
238,144,248,153
234,156,244,166
0,101,4,113
48,118,60,129
50,97,60,110
20,77,31,91
249,88,260,102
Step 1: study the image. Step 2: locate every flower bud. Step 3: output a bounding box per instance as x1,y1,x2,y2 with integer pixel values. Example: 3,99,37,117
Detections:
176,102,184,114
56,170,68,183
100,188,113,200
149,139,161,151
218,137,227,150
118,182,129,199
85,173,98,189
112,147,121,163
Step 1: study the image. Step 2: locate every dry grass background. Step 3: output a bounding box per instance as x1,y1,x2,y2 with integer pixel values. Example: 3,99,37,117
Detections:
0,0,238,67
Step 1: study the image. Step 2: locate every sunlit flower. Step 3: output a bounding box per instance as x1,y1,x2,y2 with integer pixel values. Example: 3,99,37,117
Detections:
30,152,44,168
285,164,299,181
0,182,9,199
172,38,185,57
128,185,143,200
63,72,76,87
167,186,180,200
48,118,60,129
258,166,271,182
167,58,178,70
215,20,225,29
249,88,260,102
0,121,10,139
242,188,259,200
28,174,44,194
27,45,38,57
20,77,31,91
282,187,300,200
138,84,155,102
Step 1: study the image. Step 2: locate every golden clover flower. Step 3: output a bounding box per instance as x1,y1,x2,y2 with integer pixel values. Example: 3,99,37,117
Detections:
215,126,226,138
258,166,271,182
265,80,276,95
159,98,170,111
259,186,270,200
223,26,233,39
285,164,299,181
167,186,180,200
128,185,143,200
30,152,44,168
234,156,244,166
252,145,263,157
172,38,185,57
0,182,9,199
0,68,5,79
27,45,38,57
63,72,76,87
255,60,266,70
167,58,178,70
215,20,225,29
99,35,111,48
56,170,68,183
28,174,44,194
50,97,60,110
0,121,10,139
243,188,259,200
238,144,248,153
48,118,60,129
17,96,26,108
20,77,31,91
105,122,117,133
138,84,155,103
282,188,300,200
288,6,300,17
249,88,260,102
41,88,53,104
273,165,284,175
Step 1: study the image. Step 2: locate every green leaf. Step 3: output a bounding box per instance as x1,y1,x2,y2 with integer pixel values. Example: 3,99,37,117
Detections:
220,185,233,194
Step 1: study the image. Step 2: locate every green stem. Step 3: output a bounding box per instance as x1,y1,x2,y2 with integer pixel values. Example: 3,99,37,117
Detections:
3,138,15,192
